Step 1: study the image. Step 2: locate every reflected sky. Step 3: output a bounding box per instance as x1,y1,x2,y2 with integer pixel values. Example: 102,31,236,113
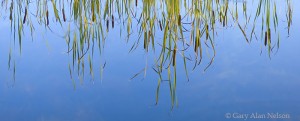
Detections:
1,0,300,121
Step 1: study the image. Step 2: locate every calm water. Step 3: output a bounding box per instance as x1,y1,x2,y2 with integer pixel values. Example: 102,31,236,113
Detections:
1,0,300,121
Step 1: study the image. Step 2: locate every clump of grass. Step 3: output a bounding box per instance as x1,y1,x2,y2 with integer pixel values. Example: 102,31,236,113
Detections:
1,0,294,108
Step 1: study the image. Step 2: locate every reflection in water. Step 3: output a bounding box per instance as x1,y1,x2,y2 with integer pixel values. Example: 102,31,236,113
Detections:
0,0,294,107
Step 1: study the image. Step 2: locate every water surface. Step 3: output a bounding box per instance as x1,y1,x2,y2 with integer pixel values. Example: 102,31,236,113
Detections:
1,0,300,121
